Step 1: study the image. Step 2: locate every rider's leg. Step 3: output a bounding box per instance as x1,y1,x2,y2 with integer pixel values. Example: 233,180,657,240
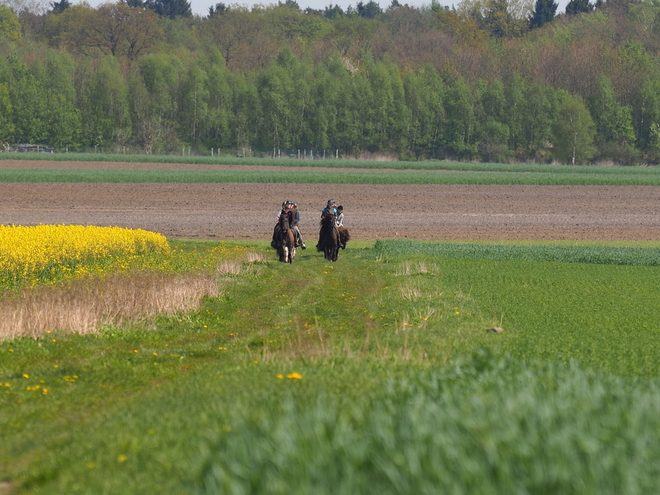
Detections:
271,225,279,248
294,226,306,249
334,226,342,248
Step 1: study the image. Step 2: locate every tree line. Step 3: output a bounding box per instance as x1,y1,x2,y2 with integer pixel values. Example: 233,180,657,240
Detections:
1,0,660,163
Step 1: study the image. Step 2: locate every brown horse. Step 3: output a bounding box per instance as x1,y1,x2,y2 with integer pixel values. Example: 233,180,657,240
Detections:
277,210,296,263
319,213,339,262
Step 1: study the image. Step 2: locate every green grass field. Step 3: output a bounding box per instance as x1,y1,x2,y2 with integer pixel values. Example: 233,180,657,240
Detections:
3,152,660,185
3,240,660,494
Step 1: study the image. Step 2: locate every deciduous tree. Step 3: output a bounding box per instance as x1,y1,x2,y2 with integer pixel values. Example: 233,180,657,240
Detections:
552,91,596,164
69,3,163,60
0,5,22,43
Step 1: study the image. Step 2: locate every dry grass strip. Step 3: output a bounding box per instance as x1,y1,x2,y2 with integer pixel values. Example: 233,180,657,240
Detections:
0,272,219,341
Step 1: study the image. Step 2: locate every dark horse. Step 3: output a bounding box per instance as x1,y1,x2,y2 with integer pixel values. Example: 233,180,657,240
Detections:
319,213,340,262
276,210,296,263
338,226,351,250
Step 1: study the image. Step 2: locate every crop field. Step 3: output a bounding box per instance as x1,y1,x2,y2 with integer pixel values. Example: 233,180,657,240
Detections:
2,159,660,494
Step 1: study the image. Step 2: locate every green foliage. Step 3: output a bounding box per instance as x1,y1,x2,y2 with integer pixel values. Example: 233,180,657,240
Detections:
0,82,14,142
0,5,21,43
3,3,660,162
195,358,660,495
552,91,596,164
78,57,131,147
5,55,49,145
589,76,636,163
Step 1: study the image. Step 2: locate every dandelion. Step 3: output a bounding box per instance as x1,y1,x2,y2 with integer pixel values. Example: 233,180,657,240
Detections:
118,454,128,463
22,374,29,379
218,347,227,350
277,374,284,379
287,372,302,380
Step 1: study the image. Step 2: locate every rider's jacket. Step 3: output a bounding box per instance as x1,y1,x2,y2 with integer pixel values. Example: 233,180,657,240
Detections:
277,208,299,226
321,207,337,217
291,208,300,227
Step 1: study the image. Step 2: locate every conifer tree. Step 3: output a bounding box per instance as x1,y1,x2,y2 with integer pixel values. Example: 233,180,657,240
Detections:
565,0,592,15
145,0,191,19
529,0,557,29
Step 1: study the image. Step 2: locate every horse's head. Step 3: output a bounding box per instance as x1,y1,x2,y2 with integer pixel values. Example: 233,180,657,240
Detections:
320,213,334,229
279,211,291,231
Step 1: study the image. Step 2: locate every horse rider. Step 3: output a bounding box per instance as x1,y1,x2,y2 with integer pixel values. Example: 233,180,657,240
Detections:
271,201,306,249
271,201,289,248
336,205,344,227
316,199,339,251
290,202,306,249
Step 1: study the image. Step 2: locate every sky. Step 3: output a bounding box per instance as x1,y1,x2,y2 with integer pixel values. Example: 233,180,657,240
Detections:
185,0,571,17
190,0,442,16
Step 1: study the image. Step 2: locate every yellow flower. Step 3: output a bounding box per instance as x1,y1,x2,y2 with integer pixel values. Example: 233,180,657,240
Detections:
118,454,128,463
22,374,29,379
287,372,303,380
276,374,283,379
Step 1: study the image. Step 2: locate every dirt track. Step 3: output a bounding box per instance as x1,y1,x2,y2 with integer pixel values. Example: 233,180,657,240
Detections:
2,161,660,241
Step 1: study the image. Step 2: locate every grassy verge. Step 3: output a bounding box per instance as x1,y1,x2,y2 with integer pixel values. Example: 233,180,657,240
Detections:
4,167,660,185
2,152,660,176
2,240,660,493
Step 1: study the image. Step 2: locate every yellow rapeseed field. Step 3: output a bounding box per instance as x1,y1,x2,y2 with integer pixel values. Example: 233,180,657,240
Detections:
0,224,170,289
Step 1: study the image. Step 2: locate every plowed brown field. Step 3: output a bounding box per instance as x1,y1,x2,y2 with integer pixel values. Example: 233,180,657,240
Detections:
2,160,660,241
